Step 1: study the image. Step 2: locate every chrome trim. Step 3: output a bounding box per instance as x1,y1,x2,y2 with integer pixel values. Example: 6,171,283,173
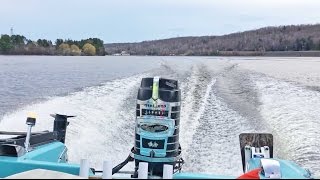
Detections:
58,147,68,163
166,149,179,152
136,100,180,106
131,153,182,162
167,141,179,145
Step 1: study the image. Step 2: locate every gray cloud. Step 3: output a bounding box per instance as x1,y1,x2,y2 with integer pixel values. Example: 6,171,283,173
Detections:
1,0,320,43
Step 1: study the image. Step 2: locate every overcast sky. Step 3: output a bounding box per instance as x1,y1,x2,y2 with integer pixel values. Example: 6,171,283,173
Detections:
1,0,320,43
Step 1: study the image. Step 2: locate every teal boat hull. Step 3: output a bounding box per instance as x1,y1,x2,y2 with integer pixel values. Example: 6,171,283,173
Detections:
0,142,312,179
0,141,93,178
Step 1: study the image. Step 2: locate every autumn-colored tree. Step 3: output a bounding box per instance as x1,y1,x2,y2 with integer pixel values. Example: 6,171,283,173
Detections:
0,33,105,55
82,43,96,56
70,44,81,56
58,43,71,55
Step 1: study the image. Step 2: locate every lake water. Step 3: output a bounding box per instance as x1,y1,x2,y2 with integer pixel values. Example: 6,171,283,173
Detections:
0,55,320,177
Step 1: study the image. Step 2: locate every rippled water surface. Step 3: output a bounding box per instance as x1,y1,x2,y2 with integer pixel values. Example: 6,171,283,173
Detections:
1,56,319,177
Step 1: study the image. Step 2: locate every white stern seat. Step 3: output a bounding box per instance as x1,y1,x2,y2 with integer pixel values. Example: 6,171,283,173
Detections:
260,159,281,179
4,169,85,179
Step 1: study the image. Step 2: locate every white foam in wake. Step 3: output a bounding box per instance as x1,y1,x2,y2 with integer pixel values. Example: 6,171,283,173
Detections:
252,74,320,176
0,74,149,170
178,64,253,177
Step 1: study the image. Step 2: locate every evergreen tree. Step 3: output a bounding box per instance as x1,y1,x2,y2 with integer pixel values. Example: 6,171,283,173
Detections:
0,34,14,53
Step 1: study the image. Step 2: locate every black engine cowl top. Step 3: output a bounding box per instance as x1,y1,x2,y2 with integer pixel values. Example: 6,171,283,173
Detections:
137,77,180,102
136,77,181,121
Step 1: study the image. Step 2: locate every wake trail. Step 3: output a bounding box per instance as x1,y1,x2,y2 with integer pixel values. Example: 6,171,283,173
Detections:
0,62,191,170
251,73,320,177
0,74,149,170
180,64,252,177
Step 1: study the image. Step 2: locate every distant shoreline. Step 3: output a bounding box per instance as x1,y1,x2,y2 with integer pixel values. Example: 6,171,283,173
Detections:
104,24,320,56
105,51,320,57
2,51,320,57
197,50,320,57
260,51,320,57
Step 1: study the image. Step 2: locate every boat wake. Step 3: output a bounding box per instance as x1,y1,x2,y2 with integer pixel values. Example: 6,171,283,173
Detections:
0,59,319,177
179,64,251,176
251,73,320,177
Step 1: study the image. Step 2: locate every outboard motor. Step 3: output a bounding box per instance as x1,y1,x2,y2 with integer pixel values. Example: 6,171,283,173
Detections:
132,77,183,177
51,114,75,143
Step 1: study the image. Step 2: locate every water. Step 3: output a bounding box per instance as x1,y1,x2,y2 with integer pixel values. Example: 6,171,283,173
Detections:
0,56,319,177
0,56,161,116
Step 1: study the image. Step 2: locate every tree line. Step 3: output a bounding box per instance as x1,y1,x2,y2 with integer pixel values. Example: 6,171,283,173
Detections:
105,24,320,56
0,34,105,56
